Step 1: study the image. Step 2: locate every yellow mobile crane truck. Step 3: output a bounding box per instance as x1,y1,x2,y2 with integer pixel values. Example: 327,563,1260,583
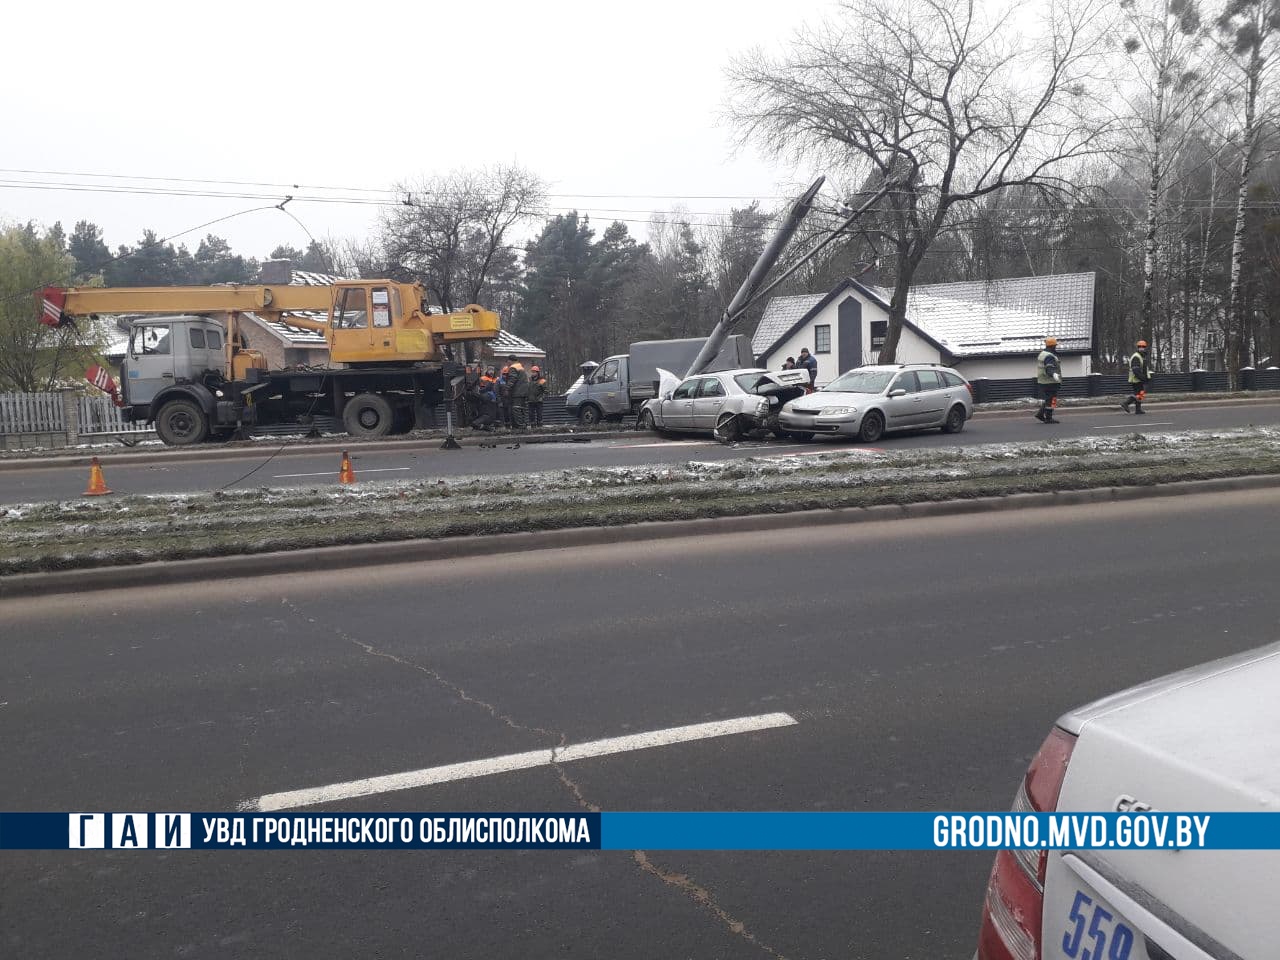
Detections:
39,281,500,445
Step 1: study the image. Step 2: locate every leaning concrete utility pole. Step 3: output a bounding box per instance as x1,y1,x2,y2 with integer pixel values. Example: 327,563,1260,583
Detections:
683,177,896,379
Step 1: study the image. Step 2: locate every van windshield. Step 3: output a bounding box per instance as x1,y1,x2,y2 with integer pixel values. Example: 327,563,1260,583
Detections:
823,369,893,393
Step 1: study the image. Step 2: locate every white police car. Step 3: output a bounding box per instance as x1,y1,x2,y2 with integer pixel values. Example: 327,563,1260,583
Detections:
976,642,1280,960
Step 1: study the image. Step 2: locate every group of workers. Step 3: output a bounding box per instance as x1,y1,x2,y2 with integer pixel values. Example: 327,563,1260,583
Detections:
464,356,549,431
1035,337,1153,423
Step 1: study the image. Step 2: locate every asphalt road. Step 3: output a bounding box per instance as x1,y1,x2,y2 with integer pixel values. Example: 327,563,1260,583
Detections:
2,400,1280,506
3,488,1278,958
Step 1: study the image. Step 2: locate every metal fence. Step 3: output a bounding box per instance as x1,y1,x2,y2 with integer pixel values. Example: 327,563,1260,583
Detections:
969,368,1279,404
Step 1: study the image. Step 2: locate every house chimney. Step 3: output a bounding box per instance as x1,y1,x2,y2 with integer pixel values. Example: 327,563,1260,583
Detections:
260,259,293,285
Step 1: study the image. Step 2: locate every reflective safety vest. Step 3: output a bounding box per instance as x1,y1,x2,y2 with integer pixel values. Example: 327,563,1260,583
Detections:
1129,351,1150,384
1036,349,1060,385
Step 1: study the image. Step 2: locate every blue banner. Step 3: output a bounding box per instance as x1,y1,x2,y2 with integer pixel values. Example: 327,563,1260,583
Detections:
2,811,1279,851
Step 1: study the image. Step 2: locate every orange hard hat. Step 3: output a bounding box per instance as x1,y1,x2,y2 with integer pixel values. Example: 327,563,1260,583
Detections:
1045,336,1058,347
1136,340,1148,348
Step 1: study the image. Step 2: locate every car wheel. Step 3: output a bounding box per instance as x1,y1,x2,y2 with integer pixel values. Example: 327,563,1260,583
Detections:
941,404,966,434
858,410,885,443
342,393,395,439
578,404,603,427
713,413,742,444
154,399,209,446
640,410,658,432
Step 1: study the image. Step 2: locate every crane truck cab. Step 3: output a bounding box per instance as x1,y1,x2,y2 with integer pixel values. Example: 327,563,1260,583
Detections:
119,315,248,445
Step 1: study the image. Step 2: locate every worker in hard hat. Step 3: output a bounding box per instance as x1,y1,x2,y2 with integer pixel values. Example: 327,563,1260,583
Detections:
527,365,548,428
1035,336,1063,423
1122,340,1152,414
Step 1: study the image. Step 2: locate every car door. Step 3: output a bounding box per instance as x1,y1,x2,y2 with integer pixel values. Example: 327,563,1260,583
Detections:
692,376,728,430
124,322,175,406
882,371,923,428
331,286,372,361
592,358,625,415
660,378,698,429
912,369,947,425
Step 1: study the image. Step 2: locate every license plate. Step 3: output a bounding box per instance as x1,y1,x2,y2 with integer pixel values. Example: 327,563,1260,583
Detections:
1059,887,1149,960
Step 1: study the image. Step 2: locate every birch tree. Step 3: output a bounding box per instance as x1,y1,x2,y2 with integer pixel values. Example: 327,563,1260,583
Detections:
1217,0,1280,372
1112,0,1222,350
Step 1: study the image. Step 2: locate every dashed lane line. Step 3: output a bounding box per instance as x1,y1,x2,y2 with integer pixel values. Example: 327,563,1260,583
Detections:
242,712,798,811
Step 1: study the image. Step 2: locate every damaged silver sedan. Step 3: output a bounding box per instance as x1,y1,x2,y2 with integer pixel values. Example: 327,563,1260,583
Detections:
638,368,814,443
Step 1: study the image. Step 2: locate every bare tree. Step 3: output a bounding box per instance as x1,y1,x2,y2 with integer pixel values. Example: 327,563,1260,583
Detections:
378,165,545,312
728,0,1115,361
1111,0,1224,349
1217,0,1280,373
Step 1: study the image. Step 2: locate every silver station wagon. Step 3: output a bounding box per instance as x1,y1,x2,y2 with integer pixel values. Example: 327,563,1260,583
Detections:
778,363,974,442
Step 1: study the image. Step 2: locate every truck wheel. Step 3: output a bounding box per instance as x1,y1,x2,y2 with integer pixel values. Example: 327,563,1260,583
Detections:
343,393,395,439
578,404,603,427
154,399,209,446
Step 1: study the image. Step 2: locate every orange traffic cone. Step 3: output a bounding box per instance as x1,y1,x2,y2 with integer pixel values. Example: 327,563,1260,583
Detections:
339,451,356,485
83,456,112,496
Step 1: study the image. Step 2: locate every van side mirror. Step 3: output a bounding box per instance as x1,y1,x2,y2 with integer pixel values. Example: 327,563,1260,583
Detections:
889,388,907,398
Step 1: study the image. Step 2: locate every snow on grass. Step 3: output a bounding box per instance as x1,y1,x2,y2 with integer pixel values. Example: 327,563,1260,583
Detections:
5,427,1280,574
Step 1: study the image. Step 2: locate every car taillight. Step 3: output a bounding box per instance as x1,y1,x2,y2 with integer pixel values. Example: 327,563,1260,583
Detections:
965,380,974,398
976,726,1076,960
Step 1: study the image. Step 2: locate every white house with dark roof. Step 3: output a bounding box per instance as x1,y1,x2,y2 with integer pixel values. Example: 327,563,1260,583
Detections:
752,273,1095,385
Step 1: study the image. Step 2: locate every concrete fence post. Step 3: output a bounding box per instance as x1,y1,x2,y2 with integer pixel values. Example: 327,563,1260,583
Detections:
60,388,80,446
1087,372,1103,397
1240,367,1256,391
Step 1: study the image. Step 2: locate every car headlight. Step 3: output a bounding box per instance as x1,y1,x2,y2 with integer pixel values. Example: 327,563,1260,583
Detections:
820,406,856,416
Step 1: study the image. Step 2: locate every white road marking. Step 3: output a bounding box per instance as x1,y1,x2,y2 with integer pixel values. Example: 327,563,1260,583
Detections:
271,467,412,478
614,440,718,449
1090,422,1175,430
244,712,797,811
772,447,884,457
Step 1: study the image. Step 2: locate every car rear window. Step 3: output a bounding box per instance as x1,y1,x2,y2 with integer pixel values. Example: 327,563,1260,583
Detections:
823,369,894,393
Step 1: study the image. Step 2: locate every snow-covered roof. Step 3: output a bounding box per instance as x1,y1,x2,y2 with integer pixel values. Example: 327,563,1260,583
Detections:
754,273,1094,360
93,315,134,358
752,294,826,357
490,328,545,357
249,269,345,346
865,273,1095,357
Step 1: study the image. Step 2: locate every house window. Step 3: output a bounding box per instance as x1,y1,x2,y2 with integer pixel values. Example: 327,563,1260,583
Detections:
870,321,888,351
814,324,831,354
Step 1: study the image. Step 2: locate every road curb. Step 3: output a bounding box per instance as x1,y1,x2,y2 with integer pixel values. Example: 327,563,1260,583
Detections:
0,430,614,473
5,472,1279,599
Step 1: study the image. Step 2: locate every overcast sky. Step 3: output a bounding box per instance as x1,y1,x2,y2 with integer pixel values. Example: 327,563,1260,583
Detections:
3,0,837,258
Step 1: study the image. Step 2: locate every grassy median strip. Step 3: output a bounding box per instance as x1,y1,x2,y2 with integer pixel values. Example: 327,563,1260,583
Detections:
3,428,1280,575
